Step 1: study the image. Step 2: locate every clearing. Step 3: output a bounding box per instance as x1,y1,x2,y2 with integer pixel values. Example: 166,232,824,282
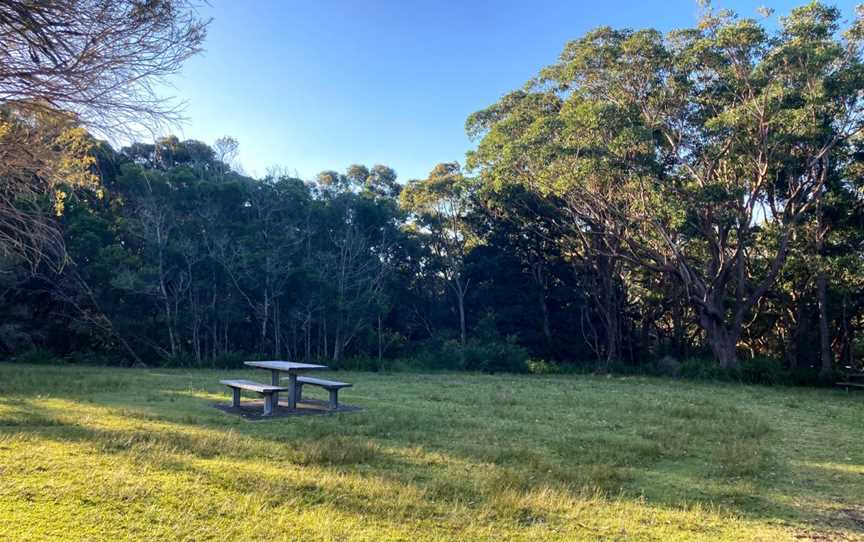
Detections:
0,364,862,541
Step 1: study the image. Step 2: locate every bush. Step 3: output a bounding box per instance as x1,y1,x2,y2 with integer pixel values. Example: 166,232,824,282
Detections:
387,312,530,374
157,352,199,368
14,348,63,365
413,340,462,371
0,323,34,353
605,359,650,376
331,356,383,372
654,355,682,377
462,336,529,373
208,352,247,370
381,357,428,372
789,367,829,387
526,359,561,375
459,311,530,373
65,351,117,366
678,358,731,381
676,356,792,386
739,356,788,386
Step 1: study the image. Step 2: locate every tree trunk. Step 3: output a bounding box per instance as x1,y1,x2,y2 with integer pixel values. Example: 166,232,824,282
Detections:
814,184,832,379
260,288,269,354
701,313,739,369
817,270,832,379
540,293,552,349
305,310,312,361
377,314,383,363
322,317,328,360
605,310,619,364
210,276,218,359
274,301,281,358
532,264,553,349
672,297,685,358
710,334,738,369
163,300,176,356
595,256,620,367
457,287,466,365
333,316,342,362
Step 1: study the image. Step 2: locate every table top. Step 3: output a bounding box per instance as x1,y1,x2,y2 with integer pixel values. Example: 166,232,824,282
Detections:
244,361,328,372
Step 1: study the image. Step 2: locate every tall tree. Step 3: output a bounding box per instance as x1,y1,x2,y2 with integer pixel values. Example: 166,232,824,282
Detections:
401,163,477,359
468,3,864,368
0,0,207,266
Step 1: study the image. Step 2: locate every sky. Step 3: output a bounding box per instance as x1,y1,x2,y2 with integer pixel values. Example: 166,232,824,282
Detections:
160,0,860,181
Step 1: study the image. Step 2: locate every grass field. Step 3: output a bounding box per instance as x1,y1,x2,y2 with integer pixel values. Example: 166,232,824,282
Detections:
0,363,862,541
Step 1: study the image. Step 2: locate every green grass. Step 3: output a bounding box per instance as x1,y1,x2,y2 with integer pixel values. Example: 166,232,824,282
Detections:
0,364,862,541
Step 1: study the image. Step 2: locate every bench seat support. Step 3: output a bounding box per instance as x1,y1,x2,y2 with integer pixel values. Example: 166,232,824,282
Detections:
296,383,341,409
289,376,352,411
221,379,288,416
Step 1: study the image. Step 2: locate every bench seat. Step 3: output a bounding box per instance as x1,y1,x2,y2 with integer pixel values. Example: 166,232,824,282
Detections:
283,376,352,410
221,379,289,416
837,381,864,389
295,376,352,389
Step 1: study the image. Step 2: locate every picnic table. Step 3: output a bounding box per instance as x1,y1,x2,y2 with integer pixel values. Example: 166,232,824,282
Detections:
244,360,327,409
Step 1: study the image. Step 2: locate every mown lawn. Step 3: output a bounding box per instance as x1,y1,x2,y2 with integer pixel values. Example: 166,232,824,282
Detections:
0,363,861,541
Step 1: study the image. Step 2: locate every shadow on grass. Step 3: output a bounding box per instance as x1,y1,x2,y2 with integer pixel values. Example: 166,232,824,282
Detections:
1,366,862,537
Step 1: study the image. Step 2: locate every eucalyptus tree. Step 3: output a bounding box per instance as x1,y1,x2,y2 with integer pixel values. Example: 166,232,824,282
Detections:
800,140,864,377
217,173,311,356
468,3,864,368
401,163,477,358
0,0,207,267
472,183,576,356
214,136,239,177
123,165,185,357
315,165,402,362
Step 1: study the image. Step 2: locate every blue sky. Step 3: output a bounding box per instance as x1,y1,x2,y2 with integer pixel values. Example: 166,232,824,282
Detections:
161,0,859,181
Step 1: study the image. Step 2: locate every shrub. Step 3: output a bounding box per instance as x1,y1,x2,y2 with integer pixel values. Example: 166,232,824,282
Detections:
739,356,788,386
676,356,791,386
654,355,682,377
459,311,530,373
0,323,33,353
65,351,117,365
526,359,561,375
381,357,428,372
788,367,828,387
156,352,199,368
605,359,649,376
389,313,530,373
14,348,62,365
678,358,730,381
462,336,529,373
331,356,383,372
208,352,247,370
414,340,463,370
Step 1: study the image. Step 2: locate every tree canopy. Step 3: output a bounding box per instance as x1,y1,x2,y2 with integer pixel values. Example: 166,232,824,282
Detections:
0,0,207,268
467,1,864,369
2,2,864,381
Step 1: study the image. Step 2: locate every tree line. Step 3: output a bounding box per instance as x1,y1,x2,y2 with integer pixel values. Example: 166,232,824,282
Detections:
2,2,864,381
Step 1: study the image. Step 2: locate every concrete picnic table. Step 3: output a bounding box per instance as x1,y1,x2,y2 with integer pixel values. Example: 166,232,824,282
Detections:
244,361,328,409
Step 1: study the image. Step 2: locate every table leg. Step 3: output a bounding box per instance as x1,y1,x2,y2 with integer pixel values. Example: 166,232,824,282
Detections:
287,373,298,409
270,369,280,407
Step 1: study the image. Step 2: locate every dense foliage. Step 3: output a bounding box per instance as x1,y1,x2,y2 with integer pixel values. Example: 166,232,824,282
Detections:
0,0,207,269
2,3,864,382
